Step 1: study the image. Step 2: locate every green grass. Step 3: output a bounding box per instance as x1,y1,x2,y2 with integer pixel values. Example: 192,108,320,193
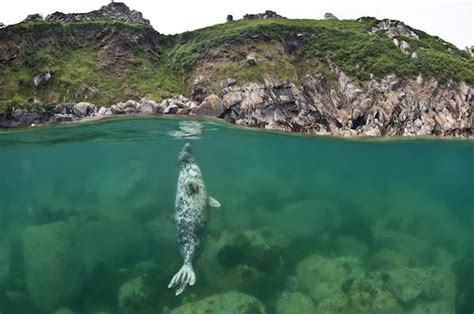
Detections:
168,17,473,83
0,16,472,111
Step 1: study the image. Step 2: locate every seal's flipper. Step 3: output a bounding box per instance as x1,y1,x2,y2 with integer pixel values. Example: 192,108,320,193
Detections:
168,263,196,296
209,196,221,208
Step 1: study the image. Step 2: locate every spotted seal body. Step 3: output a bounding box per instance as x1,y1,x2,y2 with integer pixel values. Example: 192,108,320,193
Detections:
168,143,220,295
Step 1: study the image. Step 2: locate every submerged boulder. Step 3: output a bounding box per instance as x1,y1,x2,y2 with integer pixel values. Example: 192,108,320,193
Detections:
198,228,288,291
313,266,455,313
276,291,316,314
170,291,266,314
118,276,149,313
23,222,84,312
296,255,363,304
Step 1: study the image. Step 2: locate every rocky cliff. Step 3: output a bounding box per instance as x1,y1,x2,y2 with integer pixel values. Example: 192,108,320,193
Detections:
0,3,472,137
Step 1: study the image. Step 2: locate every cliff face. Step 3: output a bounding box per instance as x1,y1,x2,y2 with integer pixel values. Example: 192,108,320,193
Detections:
196,70,471,137
0,3,472,136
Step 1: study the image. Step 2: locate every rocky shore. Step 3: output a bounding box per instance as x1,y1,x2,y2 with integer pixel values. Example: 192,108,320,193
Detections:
2,70,472,138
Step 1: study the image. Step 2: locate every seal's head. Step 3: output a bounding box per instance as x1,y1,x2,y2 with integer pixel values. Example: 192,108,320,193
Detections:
178,143,193,167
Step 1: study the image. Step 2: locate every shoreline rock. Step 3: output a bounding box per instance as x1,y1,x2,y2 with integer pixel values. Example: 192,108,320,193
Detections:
0,73,471,138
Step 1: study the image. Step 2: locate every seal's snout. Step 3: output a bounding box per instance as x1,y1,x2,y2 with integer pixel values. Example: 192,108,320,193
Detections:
178,142,193,165
183,143,192,152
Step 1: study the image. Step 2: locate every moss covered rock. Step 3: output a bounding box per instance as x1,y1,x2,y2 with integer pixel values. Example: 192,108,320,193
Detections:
170,291,265,314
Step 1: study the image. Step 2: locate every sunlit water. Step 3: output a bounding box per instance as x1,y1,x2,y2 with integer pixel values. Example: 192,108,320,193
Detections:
0,117,472,314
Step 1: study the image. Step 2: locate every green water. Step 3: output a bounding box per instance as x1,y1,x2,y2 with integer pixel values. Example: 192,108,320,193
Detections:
0,117,473,314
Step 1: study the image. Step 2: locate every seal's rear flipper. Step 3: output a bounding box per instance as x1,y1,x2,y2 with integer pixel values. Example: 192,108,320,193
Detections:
209,196,221,208
168,263,196,296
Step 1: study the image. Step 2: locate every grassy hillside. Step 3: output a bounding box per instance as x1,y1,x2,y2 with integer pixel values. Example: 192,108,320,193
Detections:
0,16,472,111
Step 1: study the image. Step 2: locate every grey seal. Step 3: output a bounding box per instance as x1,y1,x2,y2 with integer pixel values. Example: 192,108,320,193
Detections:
168,142,221,295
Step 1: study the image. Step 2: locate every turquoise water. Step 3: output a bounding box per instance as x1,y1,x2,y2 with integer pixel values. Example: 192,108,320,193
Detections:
0,117,472,313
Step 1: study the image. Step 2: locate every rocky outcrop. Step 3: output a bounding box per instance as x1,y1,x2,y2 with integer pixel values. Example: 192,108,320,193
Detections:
370,19,419,40
243,10,285,20
296,255,364,303
198,229,289,291
314,267,455,313
1,69,472,137
22,14,43,23
324,13,338,20
2,71,471,137
214,71,472,137
170,291,266,314
276,292,316,314
22,2,150,26
118,276,149,313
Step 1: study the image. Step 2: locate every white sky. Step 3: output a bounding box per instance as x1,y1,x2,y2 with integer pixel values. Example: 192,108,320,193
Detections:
0,0,472,49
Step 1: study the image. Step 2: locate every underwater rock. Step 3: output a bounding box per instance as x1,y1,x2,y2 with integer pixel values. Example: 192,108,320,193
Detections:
296,255,363,304
317,266,455,313
276,291,316,314
315,296,348,313
384,267,454,305
170,291,266,314
371,215,430,267
117,276,149,313
368,248,408,271
198,228,288,291
344,272,402,313
23,222,85,312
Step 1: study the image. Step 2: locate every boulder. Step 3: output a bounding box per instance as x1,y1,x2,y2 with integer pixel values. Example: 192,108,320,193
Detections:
137,102,155,114
75,85,97,99
73,102,95,117
296,255,363,304
118,276,149,312
323,13,338,20
23,222,84,312
227,14,233,22
243,10,285,20
399,40,411,55
345,272,402,313
23,14,43,23
384,267,454,304
246,53,258,65
33,71,52,86
97,106,107,115
111,104,125,114
163,103,179,114
199,229,288,291
170,291,266,314
223,91,243,109
52,113,74,123
194,94,224,117
368,248,408,271
276,292,316,314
